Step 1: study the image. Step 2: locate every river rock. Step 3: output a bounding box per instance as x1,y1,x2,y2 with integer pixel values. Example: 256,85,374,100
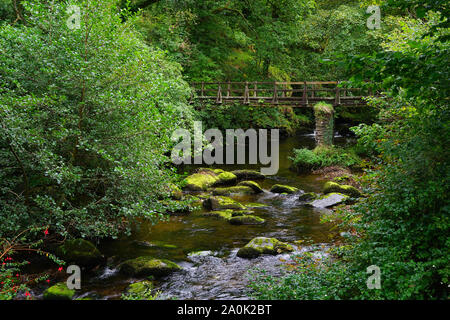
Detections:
323,181,361,197
298,192,317,202
56,239,104,267
270,184,299,194
201,210,233,220
211,186,255,196
43,282,75,300
231,170,265,180
237,237,293,259
228,215,265,225
119,257,181,277
212,171,238,186
237,181,264,193
184,172,219,191
202,196,246,210
308,193,349,208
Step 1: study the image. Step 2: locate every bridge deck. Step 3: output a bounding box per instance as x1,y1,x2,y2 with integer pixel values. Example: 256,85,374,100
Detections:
190,81,373,107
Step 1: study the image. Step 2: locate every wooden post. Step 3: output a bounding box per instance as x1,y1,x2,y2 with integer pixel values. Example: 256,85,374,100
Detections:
201,82,204,97
302,81,308,106
272,82,278,103
282,83,286,98
254,83,257,98
226,81,231,98
216,84,222,104
334,82,341,106
244,82,250,104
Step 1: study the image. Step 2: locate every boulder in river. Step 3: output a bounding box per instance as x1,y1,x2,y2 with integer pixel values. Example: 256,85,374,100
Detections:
202,196,246,210
298,192,317,202
270,184,299,194
211,186,255,196
237,237,293,259
212,171,238,186
237,180,264,193
56,239,104,267
228,215,265,225
201,210,234,220
323,181,361,198
231,170,265,180
119,257,181,277
184,172,219,191
307,192,349,208
43,282,75,300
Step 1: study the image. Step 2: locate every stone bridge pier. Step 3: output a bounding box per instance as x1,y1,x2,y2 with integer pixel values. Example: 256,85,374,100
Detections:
313,102,334,147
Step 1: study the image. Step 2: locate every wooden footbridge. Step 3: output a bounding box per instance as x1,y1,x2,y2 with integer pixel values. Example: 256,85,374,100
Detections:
190,81,374,107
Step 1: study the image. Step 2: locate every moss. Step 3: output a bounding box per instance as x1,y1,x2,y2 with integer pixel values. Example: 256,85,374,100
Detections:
43,282,75,300
201,210,234,220
119,257,181,277
270,184,299,194
169,183,183,200
56,239,103,267
237,237,293,259
126,280,153,296
211,186,255,196
298,192,317,202
246,202,269,208
237,181,263,193
214,172,237,185
231,170,265,180
228,215,265,225
323,181,361,197
202,196,246,210
313,102,334,117
307,192,349,208
184,173,219,191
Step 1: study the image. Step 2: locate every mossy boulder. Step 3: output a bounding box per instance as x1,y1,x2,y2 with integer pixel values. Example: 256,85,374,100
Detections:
212,171,238,186
56,239,103,267
270,184,299,194
202,196,246,210
231,170,265,180
201,210,234,221
229,215,265,225
308,192,349,208
298,192,317,202
169,183,183,200
237,181,263,193
119,257,181,277
211,186,255,196
43,282,75,300
184,172,219,191
323,181,361,197
246,202,269,208
237,237,293,259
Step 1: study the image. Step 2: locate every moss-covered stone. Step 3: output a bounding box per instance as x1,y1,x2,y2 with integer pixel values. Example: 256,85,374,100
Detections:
43,282,75,300
56,239,103,267
298,192,317,202
228,215,265,225
211,186,255,196
323,181,361,197
184,172,219,191
169,183,183,200
231,210,254,217
270,184,299,194
200,210,234,220
246,202,269,208
119,257,181,277
237,181,263,193
231,170,265,180
212,172,237,186
202,196,246,210
237,237,293,259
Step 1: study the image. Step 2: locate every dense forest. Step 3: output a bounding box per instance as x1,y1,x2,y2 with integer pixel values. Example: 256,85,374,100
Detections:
0,0,448,301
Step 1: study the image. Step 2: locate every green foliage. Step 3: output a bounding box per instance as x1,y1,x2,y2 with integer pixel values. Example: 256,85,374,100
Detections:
0,0,194,240
290,146,361,172
194,102,310,135
350,123,386,156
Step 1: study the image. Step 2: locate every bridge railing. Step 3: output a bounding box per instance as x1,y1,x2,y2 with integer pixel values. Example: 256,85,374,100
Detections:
190,81,372,107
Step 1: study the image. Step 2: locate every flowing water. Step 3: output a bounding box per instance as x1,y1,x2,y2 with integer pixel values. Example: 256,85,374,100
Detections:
42,132,355,300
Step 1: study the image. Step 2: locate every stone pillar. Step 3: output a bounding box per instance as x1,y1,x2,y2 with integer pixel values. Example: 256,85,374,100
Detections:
314,102,334,146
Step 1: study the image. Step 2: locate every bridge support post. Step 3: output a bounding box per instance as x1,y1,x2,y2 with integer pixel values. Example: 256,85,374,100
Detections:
313,102,334,147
